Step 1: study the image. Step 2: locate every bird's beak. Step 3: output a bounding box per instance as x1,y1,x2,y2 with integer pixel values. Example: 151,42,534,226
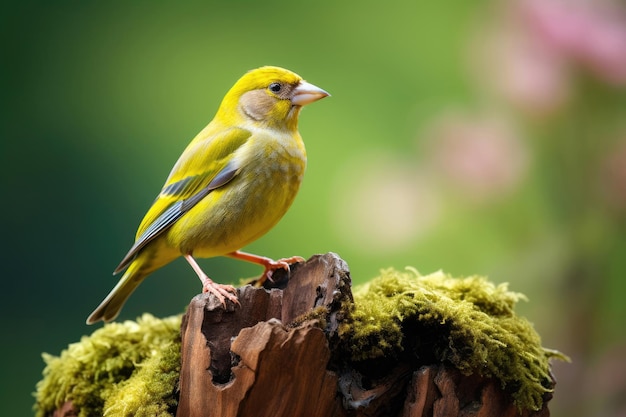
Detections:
291,81,330,106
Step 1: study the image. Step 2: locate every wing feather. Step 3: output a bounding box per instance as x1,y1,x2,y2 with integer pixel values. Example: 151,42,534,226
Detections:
113,127,251,273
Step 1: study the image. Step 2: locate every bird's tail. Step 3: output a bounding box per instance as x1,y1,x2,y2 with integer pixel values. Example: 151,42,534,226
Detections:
86,261,148,324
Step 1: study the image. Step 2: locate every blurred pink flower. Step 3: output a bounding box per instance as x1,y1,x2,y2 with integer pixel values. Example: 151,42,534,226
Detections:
522,0,626,85
427,112,529,201
330,152,442,253
475,28,571,115
472,0,626,115
470,6,571,116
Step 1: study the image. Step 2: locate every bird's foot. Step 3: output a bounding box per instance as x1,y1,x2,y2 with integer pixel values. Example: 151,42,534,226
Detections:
226,251,305,285
184,253,239,306
201,277,240,306
261,256,305,281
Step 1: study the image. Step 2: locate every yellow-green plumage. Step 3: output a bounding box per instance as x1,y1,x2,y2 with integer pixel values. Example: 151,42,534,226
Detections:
87,66,328,324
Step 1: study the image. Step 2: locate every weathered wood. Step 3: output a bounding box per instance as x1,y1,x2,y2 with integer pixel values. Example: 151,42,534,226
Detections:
177,253,554,417
404,365,551,417
177,253,352,417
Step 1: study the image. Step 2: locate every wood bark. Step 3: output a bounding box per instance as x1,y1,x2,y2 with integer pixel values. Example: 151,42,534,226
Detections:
176,253,554,417
177,252,351,417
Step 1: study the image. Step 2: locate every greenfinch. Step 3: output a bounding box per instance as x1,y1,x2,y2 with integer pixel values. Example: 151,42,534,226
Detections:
87,66,329,324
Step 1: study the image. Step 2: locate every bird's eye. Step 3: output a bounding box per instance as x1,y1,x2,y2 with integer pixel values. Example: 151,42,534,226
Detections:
269,82,282,93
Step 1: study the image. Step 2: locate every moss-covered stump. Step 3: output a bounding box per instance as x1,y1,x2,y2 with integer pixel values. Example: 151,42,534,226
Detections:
34,253,566,417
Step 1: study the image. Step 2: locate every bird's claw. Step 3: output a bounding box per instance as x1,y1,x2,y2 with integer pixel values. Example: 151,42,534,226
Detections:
202,281,240,306
262,256,305,282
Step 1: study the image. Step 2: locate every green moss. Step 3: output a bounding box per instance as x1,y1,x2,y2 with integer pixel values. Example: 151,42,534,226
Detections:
34,314,181,417
339,267,568,411
34,268,566,414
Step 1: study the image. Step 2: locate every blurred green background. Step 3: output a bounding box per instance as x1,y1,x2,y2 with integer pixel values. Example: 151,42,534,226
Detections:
3,0,625,416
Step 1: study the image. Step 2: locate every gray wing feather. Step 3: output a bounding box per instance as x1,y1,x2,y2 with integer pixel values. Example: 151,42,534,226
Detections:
113,160,240,274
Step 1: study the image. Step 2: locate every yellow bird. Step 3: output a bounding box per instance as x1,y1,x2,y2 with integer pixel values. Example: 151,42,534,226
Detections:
87,66,329,324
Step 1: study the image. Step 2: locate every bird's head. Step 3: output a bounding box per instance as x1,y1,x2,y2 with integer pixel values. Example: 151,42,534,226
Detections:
216,66,329,131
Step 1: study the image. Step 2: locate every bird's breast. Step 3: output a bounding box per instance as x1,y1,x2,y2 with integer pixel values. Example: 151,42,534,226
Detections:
233,130,307,223
170,130,306,257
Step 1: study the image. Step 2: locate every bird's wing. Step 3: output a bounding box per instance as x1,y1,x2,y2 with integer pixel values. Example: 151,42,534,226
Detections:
113,127,252,274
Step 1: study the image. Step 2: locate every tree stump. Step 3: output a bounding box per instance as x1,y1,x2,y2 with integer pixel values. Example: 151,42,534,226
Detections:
176,253,553,417
177,252,351,417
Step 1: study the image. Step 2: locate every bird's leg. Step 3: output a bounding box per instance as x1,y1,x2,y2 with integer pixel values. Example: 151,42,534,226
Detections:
184,254,240,306
226,250,305,285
